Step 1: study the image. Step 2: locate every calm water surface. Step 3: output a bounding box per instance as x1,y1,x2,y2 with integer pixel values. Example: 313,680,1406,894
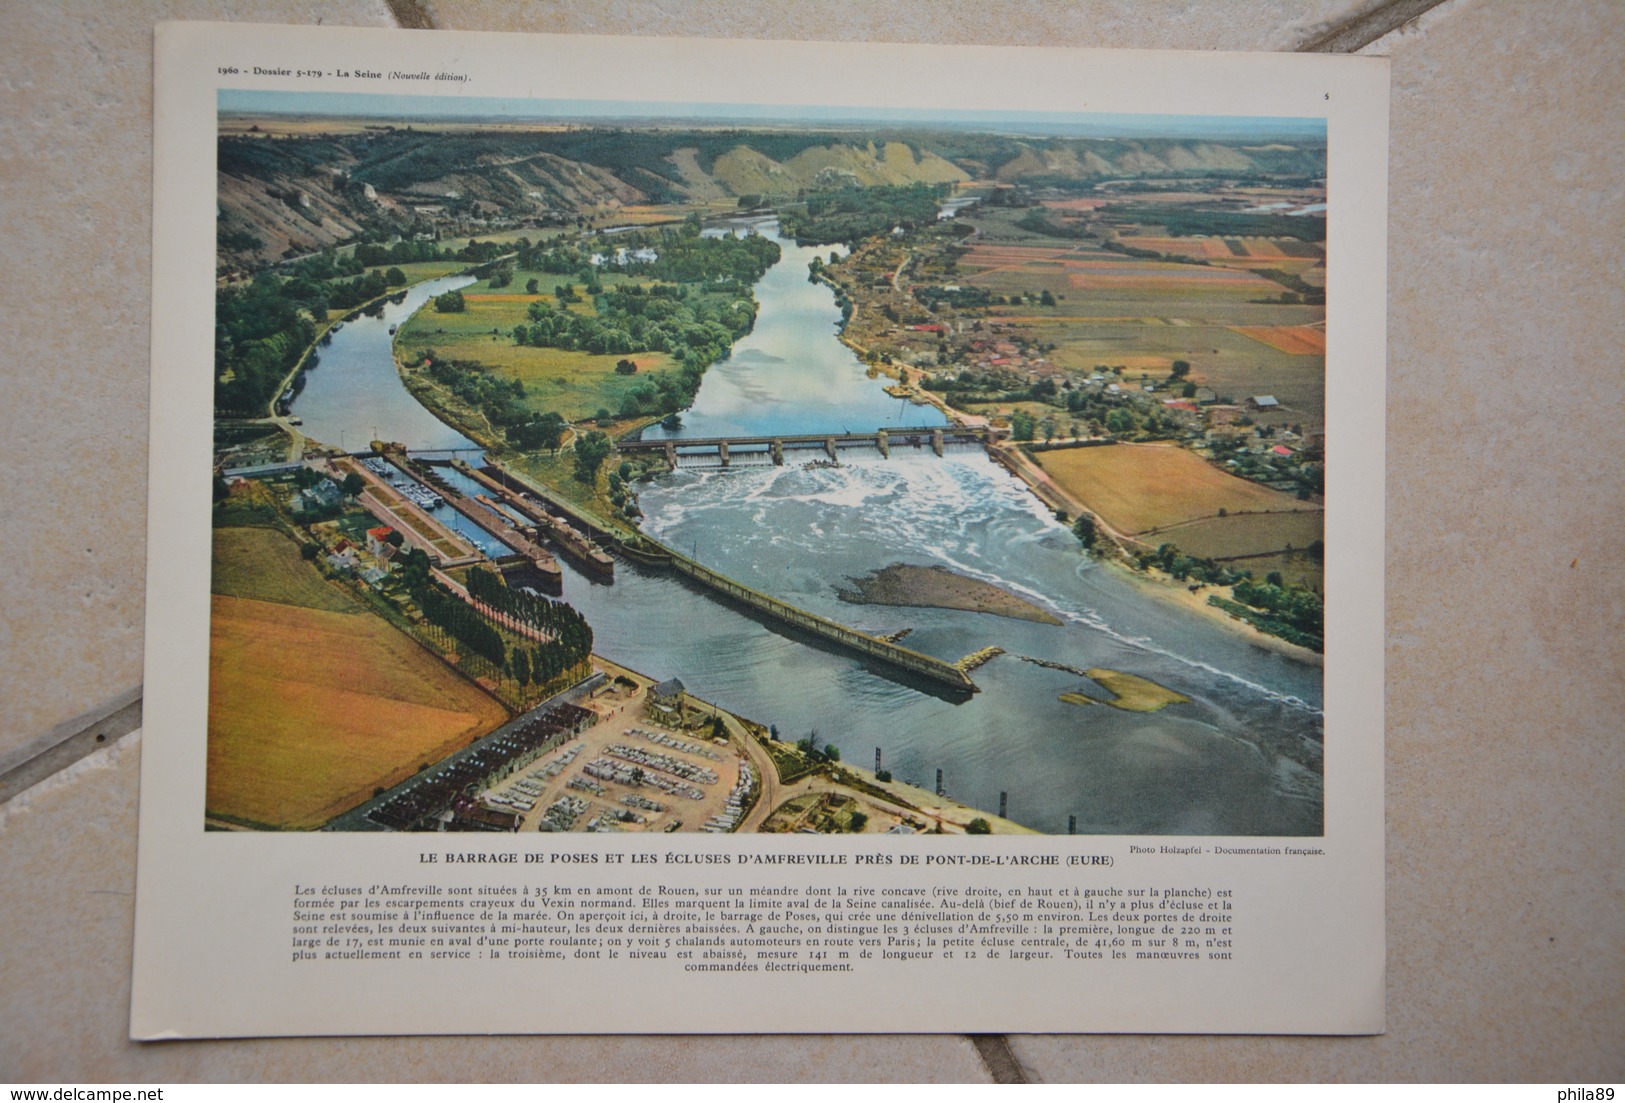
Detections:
292,274,480,454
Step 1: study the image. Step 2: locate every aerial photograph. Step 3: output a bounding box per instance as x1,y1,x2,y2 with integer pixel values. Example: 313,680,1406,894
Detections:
206,91,1327,836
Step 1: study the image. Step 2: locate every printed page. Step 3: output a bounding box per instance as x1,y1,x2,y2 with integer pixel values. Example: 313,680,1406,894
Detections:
134,22,1387,1037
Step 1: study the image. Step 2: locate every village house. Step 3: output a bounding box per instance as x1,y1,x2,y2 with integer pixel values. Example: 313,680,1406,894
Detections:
299,479,342,509
324,548,360,575
365,526,397,557
648,678,686,721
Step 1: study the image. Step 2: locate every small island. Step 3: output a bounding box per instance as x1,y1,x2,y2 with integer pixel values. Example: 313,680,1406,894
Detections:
837,563,1063,625
1060,668,1191,713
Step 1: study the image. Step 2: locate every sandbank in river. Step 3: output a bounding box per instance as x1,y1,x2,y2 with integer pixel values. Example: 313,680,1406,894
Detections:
836,563,1063,625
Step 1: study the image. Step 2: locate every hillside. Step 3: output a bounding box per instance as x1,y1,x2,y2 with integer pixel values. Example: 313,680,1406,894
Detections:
216,121,1325,270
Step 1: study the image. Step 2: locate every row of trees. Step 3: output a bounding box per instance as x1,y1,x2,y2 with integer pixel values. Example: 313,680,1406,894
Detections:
414,579,508,669
468,565,594,659
1231,577,1323,637
353,236,447,268
398,557,594,689
1133,541,1248,588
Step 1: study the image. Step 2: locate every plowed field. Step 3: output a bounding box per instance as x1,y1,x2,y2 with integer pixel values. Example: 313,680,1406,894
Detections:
1231,326,1327,355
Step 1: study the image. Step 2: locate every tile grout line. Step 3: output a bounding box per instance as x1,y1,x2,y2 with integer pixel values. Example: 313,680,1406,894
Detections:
386,0,436,30
0,685,143,806
1297,0,1451,52
970,1033,1032,1083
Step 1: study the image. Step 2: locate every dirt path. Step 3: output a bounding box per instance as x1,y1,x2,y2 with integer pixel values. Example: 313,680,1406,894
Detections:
890,249,912,291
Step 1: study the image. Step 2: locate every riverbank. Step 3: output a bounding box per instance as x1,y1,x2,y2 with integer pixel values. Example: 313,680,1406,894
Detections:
589,655,1028,835
988,439,1323,666
752,739,1038,836
1108,559,1324,667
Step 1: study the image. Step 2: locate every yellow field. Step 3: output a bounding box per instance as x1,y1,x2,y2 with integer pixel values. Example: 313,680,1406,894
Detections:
206,594,508,830
1034,443,1317,535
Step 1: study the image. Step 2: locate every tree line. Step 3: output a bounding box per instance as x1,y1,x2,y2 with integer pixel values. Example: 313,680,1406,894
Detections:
463,566,594,687
396,554,594,689
778,183,948,245
215,251,418,415
417,350,529,429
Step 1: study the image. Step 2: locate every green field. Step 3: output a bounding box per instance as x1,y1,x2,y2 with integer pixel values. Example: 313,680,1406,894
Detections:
1147,510,1324,560
211,524,358,612
506,449,639,537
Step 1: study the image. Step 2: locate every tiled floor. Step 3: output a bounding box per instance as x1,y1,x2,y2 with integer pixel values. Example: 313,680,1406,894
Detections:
2,0,1620,1082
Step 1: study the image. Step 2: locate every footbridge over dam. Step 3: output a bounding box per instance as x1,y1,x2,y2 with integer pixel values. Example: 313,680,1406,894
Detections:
619,424,997,469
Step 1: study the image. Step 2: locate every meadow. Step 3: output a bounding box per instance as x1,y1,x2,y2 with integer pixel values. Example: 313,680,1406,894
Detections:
396,268,677,423
211,524,356,611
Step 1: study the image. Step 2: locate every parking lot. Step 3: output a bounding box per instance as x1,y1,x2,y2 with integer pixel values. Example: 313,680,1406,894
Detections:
482,680,757,833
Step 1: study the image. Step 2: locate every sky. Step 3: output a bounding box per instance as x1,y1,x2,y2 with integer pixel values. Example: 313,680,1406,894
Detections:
218,90,1326,141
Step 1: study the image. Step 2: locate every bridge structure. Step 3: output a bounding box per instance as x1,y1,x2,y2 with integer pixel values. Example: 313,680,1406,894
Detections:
618,424,997,469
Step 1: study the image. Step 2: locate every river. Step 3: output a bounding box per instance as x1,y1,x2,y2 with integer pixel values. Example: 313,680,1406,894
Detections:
641,228,947,440
293,274,481,454
293,226,1323,835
